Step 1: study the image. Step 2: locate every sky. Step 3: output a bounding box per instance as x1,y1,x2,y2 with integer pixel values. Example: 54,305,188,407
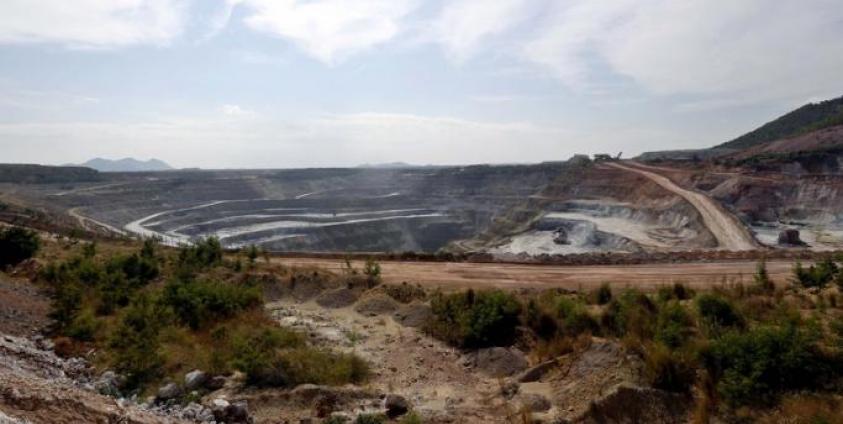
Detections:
0,0,842,169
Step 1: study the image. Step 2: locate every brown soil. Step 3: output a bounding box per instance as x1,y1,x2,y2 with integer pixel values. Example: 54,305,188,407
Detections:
274,258,796,292
0,274,49,337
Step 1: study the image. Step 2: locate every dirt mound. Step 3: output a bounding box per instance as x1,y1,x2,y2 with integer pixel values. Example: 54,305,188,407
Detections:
549,339,645,421
577,384,691,423
0,277,49,337
315,288,360,309
0,333,185,424
354,294,399,317
392,303,431,328
464,347,529,377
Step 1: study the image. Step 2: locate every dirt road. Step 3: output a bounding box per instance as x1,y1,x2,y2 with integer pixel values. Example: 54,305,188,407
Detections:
606,162,757,251
276,257,795,291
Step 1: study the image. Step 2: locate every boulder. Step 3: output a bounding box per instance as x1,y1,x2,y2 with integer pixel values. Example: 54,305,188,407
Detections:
94,371,122,397
156,382,181,402
205,375,227,391
466,347,529,377
184,369,208,391
778,229,804,246
518,393,551,413
384,394,410,418
226,401,252,423
516,359,558,383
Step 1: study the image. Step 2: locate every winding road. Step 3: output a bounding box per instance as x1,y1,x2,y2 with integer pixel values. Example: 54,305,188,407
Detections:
606,162,757,251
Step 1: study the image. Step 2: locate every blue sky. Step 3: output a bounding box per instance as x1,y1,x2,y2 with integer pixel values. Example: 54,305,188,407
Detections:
1,0,842,169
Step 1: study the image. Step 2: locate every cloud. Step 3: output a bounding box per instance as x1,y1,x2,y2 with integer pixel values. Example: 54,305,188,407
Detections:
0,0,187,47
431,0,535,62
523,0,843,102
236,0,420,64
220,104,255,117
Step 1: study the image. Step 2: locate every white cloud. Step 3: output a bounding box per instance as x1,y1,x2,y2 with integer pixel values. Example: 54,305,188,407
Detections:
236,0,420,64
220,104,255,117
524,0,843,102
432,0,534,62
0,0,187,47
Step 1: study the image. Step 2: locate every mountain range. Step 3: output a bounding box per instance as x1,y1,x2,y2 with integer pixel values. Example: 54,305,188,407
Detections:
73,158,173,172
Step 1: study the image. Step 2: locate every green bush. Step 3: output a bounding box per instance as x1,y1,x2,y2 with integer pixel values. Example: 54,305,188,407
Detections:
176,237,223,273
556,297,598,336
695,294,743,333
0,226,40,268
645,343,697,393
701,325,835,407
108,294,168,389
654,301,693,349
66,307,101,341
601,290,657,339
230,326,303,386
794,259,838,289
279,348,369,386
162,278,262,330
426,289,522,348
589,283,613,305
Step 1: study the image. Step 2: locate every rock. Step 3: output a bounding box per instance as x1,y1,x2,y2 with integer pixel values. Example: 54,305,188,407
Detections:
518,393,551,412
205,375,227,390
226,400,252,423
778,229,804,246
578,384,691,423
392,303,432,328
467,347,529,377
184,369,208,391
211,398,231,420
516,359,558,383
156,383,181,401
384,394,410,418
500,382,519,399
94,371,122,397
553,228,569,245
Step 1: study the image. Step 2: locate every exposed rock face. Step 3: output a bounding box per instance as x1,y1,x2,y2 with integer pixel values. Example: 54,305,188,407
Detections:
465,347,529,377
777,229,804,246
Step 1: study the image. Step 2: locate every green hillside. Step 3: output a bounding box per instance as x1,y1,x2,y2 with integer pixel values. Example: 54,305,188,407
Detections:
718,95,843,150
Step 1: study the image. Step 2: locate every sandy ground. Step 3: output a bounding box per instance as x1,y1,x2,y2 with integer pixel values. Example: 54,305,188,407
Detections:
274,258,796,291
606,162,758,251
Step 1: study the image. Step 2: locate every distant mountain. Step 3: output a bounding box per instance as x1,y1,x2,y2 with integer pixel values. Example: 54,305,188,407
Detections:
356,162,417,169
76,158,173,172
717,95,843,150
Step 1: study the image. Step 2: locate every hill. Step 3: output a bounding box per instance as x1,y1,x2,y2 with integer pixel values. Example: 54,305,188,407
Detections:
0,164,100,184
78,158,173,172
718,95,843,150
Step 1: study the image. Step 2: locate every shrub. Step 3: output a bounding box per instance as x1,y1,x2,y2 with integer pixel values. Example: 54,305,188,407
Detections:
654,301,693,349
794,259,838,289
279,348,369,387
601,290,657,339
701,325,835,407
47,277,83,333
753,259,775,293
108,294,167,389
524,299,558,340
589,283,613,305
66,307,101,341
657,283,694,302
176,237,223,273
645,343,697,393
230,326,303,386
364,258,382,286
162,278,262,330
695,294,743,333
0,226,40,267
426,289,522,348
556,297,598,336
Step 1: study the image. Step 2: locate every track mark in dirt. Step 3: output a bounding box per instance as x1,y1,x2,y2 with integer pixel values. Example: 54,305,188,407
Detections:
605,162,757,251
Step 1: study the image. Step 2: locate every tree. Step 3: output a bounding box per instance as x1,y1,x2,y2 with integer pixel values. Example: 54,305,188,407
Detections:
0,226,40,267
